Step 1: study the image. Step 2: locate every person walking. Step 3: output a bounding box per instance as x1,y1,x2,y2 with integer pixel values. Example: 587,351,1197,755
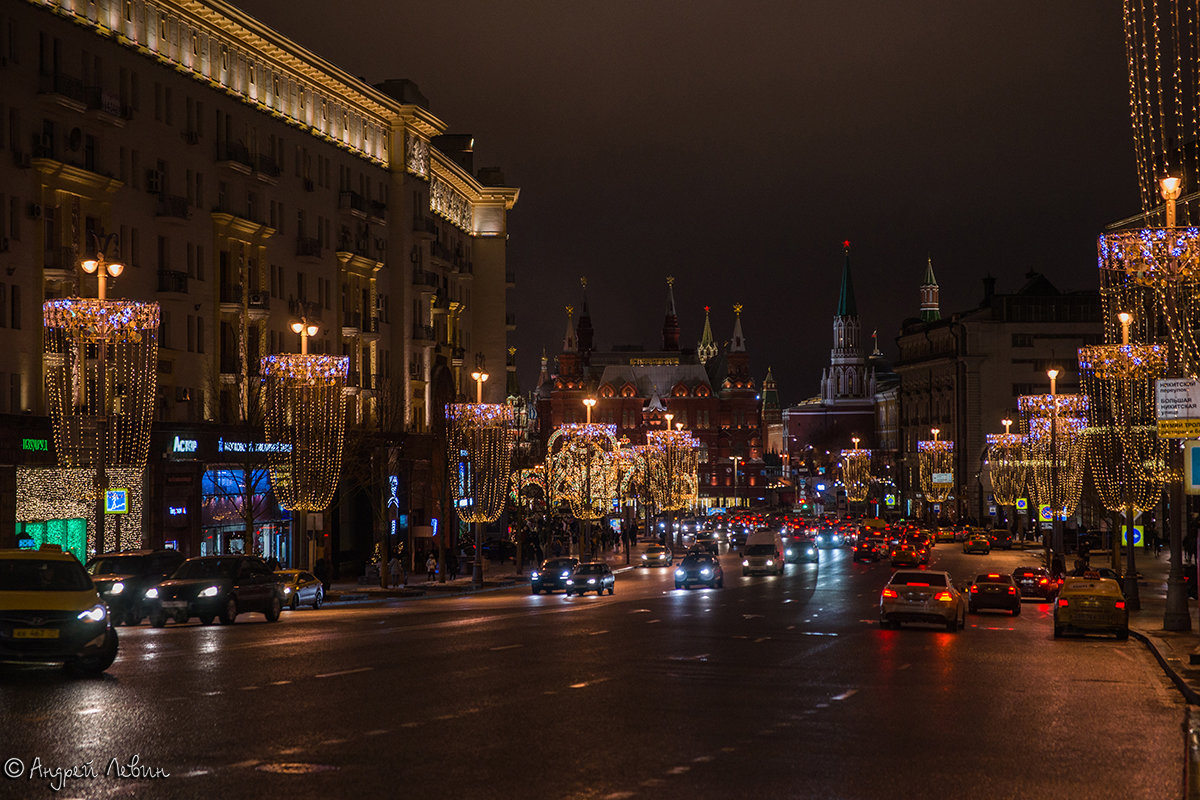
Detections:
425,554,438,582
388,553,402,588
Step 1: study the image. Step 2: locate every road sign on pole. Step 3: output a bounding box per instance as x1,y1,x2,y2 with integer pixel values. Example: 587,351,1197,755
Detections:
1015,498,1028,512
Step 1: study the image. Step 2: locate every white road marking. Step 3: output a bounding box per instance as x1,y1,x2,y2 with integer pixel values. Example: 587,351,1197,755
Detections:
787,625,795,630
815,703,829,708
631,609,652,613
754,637,770,643
179,770,210,777
201,691,221,696
314,667,373,679
268,680,291,686
898,663,911,670
239,685,260,691
693,755,714,763
641,778,665,787
603,793,636,799
365,729,388,737
570,682,589,689
590,630,609,636
78,708,102,715
668,766,690,775
400,722,420,728
743,613,763,619
798,631,838,637
320,738,347,745
278,747,303,755
646,619,661,624
832,689,858,701
489,644,523,651
229,760,260,768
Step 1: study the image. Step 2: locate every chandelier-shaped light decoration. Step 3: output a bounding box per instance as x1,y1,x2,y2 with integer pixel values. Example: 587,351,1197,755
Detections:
509,465,548,509
1018,393,1090,520
840,448,872,503
547,423,619,520
985,432,1026,507
646,429,699,511
917,437,955,504
614,443,647,499
43,298,160,469
262,354,348,511
445,403,515,523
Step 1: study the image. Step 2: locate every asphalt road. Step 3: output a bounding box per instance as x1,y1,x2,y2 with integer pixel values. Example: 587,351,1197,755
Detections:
0,543,1185,799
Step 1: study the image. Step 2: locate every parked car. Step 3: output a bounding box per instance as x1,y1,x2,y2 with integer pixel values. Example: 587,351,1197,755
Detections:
274,569,324,609
530,557,580,594
86,548,186,625
564,562,615,596
674,553,724,589
0,546,119,676
144,555,285,626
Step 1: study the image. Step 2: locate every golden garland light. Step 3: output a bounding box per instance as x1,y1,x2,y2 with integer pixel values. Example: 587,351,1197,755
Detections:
445,403,516,523
840,444,872,504
261,354,348,511
546,423,619,520
985,427,1026,508
646,429,699,512
43,298,159,470
16,466,145,555
508,465,548,509
1018,393,1090,521
917,430,954,504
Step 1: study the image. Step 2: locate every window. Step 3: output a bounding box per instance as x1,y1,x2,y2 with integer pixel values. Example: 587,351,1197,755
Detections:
9,285,18,329
196,317,204,353
1012,333,1033,347
0,283,6,327
10,373,19,413
160,309,171,349
187,314,195,351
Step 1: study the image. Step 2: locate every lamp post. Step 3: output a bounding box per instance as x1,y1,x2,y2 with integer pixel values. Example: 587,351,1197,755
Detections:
290,318,320,355
731,455,742,510
469,362,490,586
1047,368,1062,561
471,364,490,404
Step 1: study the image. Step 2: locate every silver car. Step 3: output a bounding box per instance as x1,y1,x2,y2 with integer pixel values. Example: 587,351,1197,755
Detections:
879,569,966,632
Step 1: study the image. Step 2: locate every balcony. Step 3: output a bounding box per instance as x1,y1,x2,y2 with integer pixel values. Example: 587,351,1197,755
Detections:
219,284,243,314
84,86,128,124
341,310,362,337
338,191,366,218
43,247,76,282
255,154,281,182
296,237,322,262
412,324,435,346
430,241,453,263
219,354,240,382
361,316,381,342
412,269,439,293
211,200,265,226
37,73,86,111
155,194,191,223
506,311,517,331
157,270,189,295
413,215,438,240
432,294,449,315
454,258,473,277
336,232,373,259
368,200,387,223
247,290,270,321
216,141,254,173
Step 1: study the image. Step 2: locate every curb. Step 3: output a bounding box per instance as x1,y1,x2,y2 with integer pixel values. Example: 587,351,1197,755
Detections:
1128,626,1200,706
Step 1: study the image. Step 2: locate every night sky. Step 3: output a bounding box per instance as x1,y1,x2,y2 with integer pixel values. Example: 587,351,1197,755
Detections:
232,0,1133,403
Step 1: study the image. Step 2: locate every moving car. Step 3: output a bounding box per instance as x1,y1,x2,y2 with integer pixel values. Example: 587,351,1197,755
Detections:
963,534,991,555
564,562,615,596
935,527,957,544
674,553,724,589
988,530,1014,550
853,537,887,563
742,530,785,576
0,546,119,676
530,557,580,594
640,545,673,568
86,548,185,625
1012,566,1060,600
144,555,285,626
968,573,1021,615
274,569,324,609
890,546,922,568
879,569,966,632
785,538,819,564
1054,576,1129,639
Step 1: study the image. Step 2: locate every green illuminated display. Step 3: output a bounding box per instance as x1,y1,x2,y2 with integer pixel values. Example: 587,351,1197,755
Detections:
16,518,88,562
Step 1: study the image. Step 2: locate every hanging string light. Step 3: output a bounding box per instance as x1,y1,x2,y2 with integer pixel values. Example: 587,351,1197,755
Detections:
1017,389,1090,522
840,438,871,503
917,429,954,504
646,428,699,511
445,403,515,523
985,419,1026,508
261,354,348,511
546,423,619,520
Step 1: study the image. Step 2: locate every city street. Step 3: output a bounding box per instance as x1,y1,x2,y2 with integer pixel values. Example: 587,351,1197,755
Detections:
2,544,1183,799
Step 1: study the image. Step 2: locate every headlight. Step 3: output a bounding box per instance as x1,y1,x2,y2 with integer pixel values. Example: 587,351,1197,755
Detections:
641,554,648,560
742,560,749,567
530,572,540,579
675,569,685,577
283,586,292,594
766,560,774,566
587,579,596,584
109,581,125,595
701,568,712,577
77,604,107,623
786,549,794,557
806,548,815,555
566,579,574,585
199,586,220,598
560,571,570,579
144,587,159,599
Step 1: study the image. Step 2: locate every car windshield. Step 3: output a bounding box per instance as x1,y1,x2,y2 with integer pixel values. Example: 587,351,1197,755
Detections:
681,556,715,567
745,544,776,555
0,558,93,591
173,558,239,580
542,559,576,571
1013,568,1046,577
891,572,947,587
276,571,300,582
86,555,146,575
574,564,605,575
975,574,1010,584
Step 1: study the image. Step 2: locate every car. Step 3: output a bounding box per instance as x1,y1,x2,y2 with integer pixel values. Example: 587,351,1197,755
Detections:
935,528,957,544
530,557,580,594
890,546,922,568
143,555,285,626
640,545,673,568
742,529,785,576
564,562,615,596
1012,566,1060,600
729,530,749,550
879,569,966,632
968,573,1022,615
988,530,1014,550
852,538,883,563
694,530,720,549
814,530,844,549
1054,576,1129,639
785,538,819,564
0,546,119,676
674,553,724,589
963,535,991,555
687,541,720,556
274,569,324,609
85,548,186,625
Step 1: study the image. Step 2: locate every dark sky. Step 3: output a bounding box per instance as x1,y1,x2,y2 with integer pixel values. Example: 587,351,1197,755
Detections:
233,0,1134,404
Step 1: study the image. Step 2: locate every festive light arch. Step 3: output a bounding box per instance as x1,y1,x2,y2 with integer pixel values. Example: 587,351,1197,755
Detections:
446,403,515,524
840,448,872,503
918,439,954,504
547,423,619,520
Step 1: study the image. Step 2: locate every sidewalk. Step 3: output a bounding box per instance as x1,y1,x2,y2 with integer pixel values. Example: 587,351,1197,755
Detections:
324,545,648,602
1117,550,1200,704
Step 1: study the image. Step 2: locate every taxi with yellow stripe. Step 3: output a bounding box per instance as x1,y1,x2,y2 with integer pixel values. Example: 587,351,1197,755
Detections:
0,546,119,676
1053,573,1129,640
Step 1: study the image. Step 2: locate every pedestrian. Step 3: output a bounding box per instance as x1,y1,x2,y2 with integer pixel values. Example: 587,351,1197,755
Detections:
388,553,402,588
266,555,280,572
426,553,438,582
447,550,459,580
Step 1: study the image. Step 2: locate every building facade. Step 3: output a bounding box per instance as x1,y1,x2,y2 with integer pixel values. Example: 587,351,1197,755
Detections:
0,0,517,569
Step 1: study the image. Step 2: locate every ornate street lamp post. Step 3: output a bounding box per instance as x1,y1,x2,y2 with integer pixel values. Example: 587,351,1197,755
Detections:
918,428,954,523
841,436,872,512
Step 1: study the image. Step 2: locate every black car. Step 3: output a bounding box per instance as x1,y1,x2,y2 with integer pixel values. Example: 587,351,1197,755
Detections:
687,540,720,556
1012,566,1060,600
785,538,820,564
86,549,186,626
853,538,886,563
530,557,579,594
674,553,724,589
144,555,285,626
968,572,1022,615
988,530,1014,550
565,562,615,596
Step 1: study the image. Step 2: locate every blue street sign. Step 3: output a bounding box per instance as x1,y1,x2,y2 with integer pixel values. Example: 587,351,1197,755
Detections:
1015,498,1028,512
105,489,129,515
1038,505,1053,522
1123,525,1143,546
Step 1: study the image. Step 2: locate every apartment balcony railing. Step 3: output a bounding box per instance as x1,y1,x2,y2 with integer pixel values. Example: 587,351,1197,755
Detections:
296,237,322,259
157,270,189,294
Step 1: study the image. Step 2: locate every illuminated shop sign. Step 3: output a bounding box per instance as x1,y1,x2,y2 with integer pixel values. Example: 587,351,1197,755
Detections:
218,438,293,453
168,506,187,516
172,436,199,453
21,438,49,451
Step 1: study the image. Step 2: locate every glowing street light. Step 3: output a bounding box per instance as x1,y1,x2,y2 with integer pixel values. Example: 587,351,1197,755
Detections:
583,396,596,423
290,318,321,355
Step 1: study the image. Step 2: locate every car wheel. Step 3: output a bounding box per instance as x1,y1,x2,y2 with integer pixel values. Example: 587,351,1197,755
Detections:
123,609,142,626
313,591,323,610
565,590,572,597
531,587,541,595
289,594,299,610
149,611,167,628
1116,628,1129,641
198,614,214,625
219,597,238,625
879,617,893,629
64,629,118,677
717,578,724,588
1012,604,1021,616
1053,625,1064,638
265,595,282,622
608,586,614,595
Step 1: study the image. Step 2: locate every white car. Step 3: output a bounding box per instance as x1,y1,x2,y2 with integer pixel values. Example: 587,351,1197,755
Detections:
879,569,966,632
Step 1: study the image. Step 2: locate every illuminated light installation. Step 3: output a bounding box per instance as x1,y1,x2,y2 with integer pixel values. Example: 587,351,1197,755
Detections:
985,419,1026,509
16,466,145,554
261,354,349,513
1018,381,1089,562
446,403,516,524
840,437,871,504
546,422,619,557
645,429,699,512
917,428,954,505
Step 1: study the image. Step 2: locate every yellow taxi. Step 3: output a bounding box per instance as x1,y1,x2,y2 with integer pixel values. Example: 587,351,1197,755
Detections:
1053,574,1129,640
0,546,119,676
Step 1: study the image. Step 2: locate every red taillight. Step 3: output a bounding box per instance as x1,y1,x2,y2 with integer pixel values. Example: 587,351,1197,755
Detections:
881,588,899,599
907,582,930,587
1058,598,1069,607
1007,586,1017,595
1038,578,1049,585
933,591,954,602
986,574,1001,579
969,585,979,593
1115,600,1126,610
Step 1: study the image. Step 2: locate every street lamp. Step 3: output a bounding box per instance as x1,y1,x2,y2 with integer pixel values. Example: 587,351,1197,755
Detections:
731,455,742,509
583,396,596,423
290,319,320,355
471,366,490,404
79,233,125,303
1161,174,1183,228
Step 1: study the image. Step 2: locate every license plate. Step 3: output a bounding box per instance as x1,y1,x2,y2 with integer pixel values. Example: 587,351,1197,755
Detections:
13,628,59,639
161,601,186,610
